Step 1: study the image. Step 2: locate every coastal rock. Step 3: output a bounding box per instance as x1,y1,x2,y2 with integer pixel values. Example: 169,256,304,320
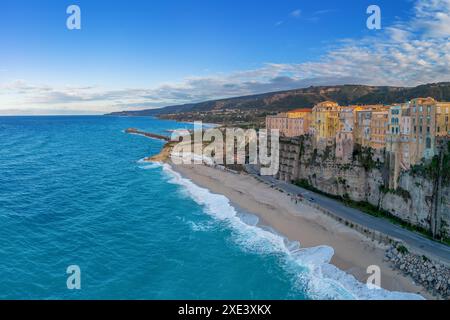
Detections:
385,244,450,299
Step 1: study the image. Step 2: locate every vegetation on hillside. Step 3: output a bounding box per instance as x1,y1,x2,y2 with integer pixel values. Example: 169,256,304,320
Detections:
411,141,450,185
294,178,450,246
352,145,378,170
106,82,450,117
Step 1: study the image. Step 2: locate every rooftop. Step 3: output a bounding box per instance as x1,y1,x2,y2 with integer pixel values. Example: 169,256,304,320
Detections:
288,108,312,113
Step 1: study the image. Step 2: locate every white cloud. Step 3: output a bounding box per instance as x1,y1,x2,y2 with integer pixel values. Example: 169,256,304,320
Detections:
1,0,450,114
413,0,450,37
290,9,302,18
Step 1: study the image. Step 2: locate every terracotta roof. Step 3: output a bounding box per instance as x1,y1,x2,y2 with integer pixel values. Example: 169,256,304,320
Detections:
411,97,437,105
288,108,312,113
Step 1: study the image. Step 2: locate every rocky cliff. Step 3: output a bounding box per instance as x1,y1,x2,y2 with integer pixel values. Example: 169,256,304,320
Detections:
278,136,450,240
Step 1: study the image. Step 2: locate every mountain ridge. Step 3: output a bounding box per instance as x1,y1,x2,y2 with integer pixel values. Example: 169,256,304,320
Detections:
106,82,450,116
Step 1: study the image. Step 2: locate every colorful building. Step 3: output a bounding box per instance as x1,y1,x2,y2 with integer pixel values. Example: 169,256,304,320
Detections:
386,105,411,188
354,108,373,148
370,110,389,152
335,106,356,161
266,113,288,135
353,105,385,148
311,101,340,144
436,102,450,137
410,97,438,163
399,105,413,169
266,98,450,172
266,109,312,138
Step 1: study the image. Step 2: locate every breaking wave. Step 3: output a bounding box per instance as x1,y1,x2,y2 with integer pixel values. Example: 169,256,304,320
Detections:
161,163,424,300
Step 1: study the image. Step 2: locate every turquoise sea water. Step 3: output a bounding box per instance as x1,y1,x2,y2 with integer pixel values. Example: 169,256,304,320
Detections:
0,116,421,300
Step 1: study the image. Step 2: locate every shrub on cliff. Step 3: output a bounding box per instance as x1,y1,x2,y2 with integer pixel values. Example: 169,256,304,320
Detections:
352,145,377,171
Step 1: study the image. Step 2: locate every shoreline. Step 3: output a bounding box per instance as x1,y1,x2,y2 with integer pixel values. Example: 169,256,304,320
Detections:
168,161,431,299
130,127,433,299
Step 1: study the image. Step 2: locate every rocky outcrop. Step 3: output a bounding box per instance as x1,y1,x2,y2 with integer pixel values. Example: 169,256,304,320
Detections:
385,246,450,299
145,143,174,162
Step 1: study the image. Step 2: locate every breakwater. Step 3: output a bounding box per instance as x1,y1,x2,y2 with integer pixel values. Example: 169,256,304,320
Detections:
125,128,171,142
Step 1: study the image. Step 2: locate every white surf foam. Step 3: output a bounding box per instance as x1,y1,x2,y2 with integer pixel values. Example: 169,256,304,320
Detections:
160,163,424,300
137,159,163,170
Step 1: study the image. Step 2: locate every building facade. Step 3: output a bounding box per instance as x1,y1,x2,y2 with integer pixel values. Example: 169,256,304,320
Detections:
370,110,389,150
335,106,356,161
410,97,438,163
266,98,450,174
266,109,312,138
436,102,450,137
311,101,340,144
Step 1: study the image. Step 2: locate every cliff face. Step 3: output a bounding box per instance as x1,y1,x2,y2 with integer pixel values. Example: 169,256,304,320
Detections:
278,136,450,239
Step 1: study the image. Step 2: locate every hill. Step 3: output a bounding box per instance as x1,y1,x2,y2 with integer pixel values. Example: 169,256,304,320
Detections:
106,82,450,116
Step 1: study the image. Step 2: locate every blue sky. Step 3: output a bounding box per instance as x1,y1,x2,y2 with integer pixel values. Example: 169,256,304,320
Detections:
1,0,449,114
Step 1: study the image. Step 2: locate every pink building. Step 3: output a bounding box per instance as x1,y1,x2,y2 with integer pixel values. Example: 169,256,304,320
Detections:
266,109,312,137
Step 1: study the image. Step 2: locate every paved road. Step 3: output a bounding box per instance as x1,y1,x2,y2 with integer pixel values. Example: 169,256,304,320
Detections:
245,165,450,265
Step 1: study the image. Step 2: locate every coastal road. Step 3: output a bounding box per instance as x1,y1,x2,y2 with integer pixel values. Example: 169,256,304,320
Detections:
244,165,450,265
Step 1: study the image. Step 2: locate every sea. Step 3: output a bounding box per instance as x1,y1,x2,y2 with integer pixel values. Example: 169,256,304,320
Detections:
0,116,422,300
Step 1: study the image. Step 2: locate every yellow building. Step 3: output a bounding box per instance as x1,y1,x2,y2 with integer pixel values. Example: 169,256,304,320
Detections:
311,101,340,143
436,102,450,137
287,108,312,119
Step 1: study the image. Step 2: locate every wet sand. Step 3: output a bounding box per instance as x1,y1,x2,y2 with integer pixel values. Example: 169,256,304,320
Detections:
170,162,431,299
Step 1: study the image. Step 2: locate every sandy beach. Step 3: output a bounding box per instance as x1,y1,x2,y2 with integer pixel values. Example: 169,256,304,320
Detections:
170,161,431,299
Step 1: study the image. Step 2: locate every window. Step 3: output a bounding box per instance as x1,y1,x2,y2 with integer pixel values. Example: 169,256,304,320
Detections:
426,137,431,149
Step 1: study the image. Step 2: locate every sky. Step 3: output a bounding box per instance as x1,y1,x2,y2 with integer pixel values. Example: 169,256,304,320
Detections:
0,0,450,115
